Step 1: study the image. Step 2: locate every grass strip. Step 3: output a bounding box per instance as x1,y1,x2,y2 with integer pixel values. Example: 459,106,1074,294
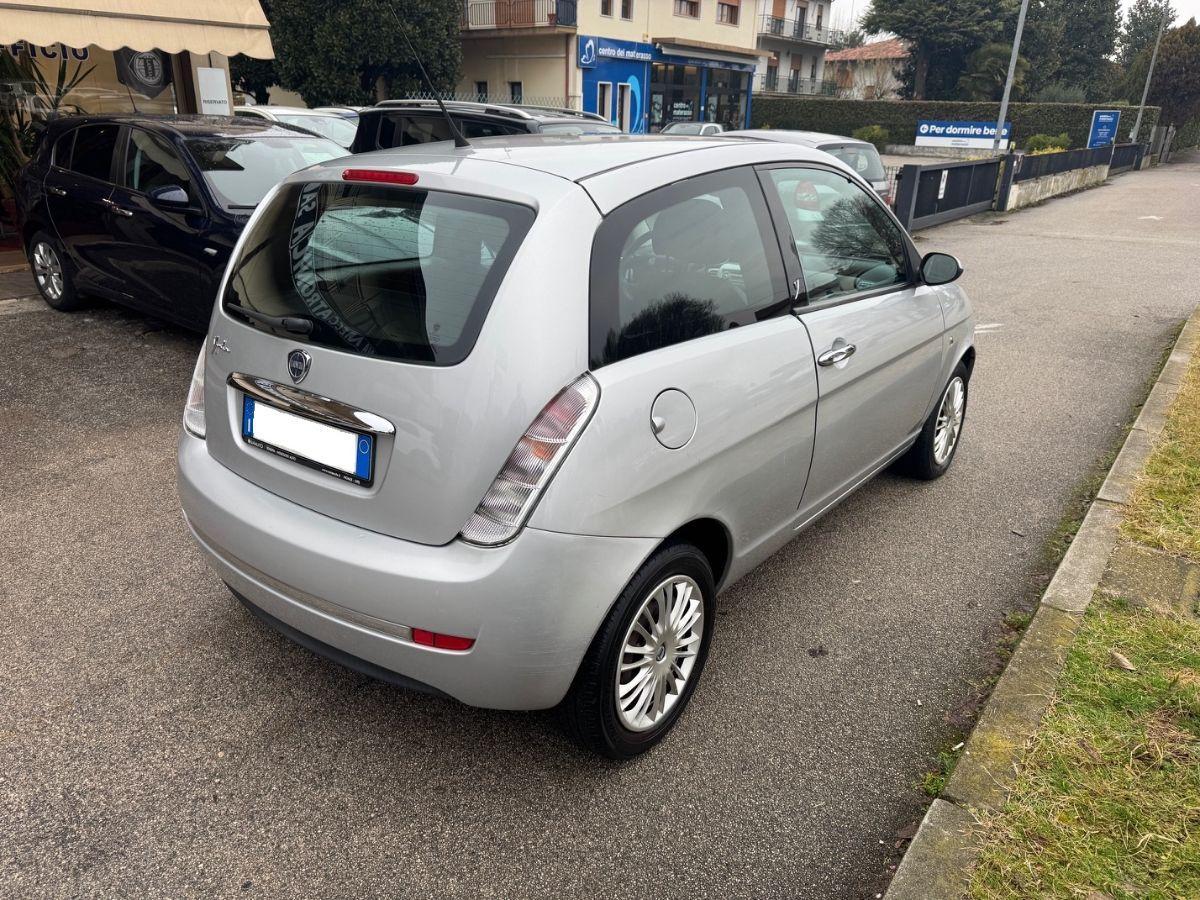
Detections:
968,596,1200,899
1122,339,1200,559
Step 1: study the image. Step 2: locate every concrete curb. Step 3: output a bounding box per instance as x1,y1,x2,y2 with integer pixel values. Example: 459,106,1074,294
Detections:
885,307,1200,899
0,263,29,275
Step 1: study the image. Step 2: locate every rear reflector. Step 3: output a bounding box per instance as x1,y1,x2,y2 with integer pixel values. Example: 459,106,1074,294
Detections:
341,169,419,185
411,628,475,652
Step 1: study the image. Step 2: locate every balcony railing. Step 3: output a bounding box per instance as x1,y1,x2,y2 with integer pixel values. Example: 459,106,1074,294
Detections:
757,14,841,45
756,71,838,96
461,0,577,29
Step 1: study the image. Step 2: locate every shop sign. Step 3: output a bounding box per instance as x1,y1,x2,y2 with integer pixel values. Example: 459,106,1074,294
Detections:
196,66,232,116
115,48,172,99
4,42,89,61
916,120,1011,149
670,100,695,120
578,36,654,68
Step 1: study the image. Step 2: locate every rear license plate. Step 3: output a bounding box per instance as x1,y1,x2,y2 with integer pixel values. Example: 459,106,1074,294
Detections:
241,396,374,486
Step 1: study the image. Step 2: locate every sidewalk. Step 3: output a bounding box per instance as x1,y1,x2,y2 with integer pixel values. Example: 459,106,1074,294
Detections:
888,303,1200,897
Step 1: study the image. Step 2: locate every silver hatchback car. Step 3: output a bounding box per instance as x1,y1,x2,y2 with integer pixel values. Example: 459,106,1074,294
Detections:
178,135,974,758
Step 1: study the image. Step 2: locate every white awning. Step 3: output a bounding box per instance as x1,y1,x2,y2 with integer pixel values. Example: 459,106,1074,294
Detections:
0,1,274,59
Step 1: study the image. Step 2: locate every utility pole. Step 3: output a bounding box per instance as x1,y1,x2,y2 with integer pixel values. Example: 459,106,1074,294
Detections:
992,0,1030,153
1130,3,1171,143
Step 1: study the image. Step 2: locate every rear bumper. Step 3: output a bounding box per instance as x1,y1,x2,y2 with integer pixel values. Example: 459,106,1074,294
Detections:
178,432,656,710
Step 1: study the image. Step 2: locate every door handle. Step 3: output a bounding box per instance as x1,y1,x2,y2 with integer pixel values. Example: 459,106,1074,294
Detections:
47,186,67,197
817,343,857,366
202,247,219,257
103,198,134,217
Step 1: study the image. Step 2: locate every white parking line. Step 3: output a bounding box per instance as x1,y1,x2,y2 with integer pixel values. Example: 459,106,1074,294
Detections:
0,296,48,317
975,322,1004,335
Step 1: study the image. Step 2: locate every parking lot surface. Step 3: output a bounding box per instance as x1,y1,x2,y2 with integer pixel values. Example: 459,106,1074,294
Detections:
3,154,1198,899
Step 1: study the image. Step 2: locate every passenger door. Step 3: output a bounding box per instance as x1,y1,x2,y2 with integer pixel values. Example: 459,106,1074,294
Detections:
550,166,819,550
44,123,123,296
105,126,211,325
759,164,945,521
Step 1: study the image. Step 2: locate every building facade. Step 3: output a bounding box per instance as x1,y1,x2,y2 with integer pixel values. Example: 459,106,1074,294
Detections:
751,0,840,96
456,0,767,132
825,38,907,100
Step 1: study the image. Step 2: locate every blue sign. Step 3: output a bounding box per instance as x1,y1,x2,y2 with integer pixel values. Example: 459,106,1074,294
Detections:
578,36,653,68
1087,109,1121,148
916,120,1011,149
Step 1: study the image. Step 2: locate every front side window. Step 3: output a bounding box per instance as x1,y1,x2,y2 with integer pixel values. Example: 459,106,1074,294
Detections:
590,167,787,368
123,129,195,200
223,182,534,365
185,135,343,208
68,123,120,182
763,167,908,304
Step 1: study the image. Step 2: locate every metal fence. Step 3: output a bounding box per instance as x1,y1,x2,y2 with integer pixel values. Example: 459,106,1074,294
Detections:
1108,142,1146,175
892,157,1004,230
1013,145,1112,182
461,0,577,28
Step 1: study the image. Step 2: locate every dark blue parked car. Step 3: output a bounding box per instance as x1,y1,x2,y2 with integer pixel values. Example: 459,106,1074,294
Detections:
16,115,345,331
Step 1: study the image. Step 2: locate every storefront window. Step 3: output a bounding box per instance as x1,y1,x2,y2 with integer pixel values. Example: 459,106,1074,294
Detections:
704,70,747,130
649,64,700,132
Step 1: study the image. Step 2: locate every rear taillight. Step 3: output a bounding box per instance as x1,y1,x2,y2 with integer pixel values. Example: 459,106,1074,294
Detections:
459,374,600,547
342,169,419,185
183,345,206,438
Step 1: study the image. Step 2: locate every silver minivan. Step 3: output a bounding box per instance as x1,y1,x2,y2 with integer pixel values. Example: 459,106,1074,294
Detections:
178,135,974,758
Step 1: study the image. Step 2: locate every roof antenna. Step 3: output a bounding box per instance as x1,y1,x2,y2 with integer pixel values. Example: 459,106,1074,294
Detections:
384,4,470,149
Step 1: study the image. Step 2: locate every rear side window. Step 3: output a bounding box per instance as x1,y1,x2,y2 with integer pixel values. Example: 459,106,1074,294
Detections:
589,167,787,368
223,181,534,365
68,124,120,182
376,113,453,148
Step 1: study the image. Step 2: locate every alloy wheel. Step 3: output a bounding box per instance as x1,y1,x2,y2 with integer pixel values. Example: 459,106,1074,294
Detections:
615,575,704,732
933,376,966,466
32,241,64,301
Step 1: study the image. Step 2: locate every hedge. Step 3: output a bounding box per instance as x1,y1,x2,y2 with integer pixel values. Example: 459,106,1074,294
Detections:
750,98,1161,150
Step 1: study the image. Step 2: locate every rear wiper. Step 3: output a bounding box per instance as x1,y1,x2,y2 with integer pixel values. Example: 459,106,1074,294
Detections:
228,305,314,335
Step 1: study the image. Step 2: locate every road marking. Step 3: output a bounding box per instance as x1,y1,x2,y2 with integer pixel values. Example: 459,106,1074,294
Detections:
0,296,48,317
1138,215,1163,220
975,322,1004,335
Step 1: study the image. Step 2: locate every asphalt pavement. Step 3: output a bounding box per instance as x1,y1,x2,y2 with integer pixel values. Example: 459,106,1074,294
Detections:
3,153,1198,899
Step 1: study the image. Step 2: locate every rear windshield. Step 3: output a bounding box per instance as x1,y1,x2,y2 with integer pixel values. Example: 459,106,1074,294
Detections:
222,181,534,365
819,143,886,182
186,136,344,208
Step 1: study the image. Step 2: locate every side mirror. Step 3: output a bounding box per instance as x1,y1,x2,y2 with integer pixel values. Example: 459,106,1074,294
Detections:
920,252,963,286
148,185,191,208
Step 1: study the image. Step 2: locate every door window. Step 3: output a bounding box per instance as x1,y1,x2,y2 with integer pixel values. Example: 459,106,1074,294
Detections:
123,129,196,202
67,123,120,183
589,167,788,367
763,167,908,305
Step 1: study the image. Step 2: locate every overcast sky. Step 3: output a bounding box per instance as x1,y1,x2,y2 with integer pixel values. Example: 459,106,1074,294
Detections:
834,1,1200,31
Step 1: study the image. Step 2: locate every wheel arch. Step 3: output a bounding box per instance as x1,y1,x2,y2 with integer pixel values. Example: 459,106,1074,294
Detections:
959,345,976,381
659,517,733,591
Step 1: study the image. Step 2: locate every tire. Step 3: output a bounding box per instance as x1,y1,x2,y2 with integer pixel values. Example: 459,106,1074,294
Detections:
897,362,969,480
28,231,85,311
563,541,715,759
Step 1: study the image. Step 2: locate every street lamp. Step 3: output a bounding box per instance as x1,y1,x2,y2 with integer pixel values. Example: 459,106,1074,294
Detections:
992,0,1030,153
1130,3,1171,143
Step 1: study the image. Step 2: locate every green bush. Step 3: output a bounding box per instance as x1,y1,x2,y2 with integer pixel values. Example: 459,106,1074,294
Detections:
751,98,1160,151
1024,132,1071,152
851,125,889,150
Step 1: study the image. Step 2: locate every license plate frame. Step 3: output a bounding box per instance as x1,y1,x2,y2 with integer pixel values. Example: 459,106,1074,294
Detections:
240,395,375,487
